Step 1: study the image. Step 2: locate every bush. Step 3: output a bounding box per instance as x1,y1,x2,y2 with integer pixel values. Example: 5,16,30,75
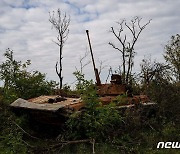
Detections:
66,71,122,140
0,107,27,154
0,49,57,103
147,79,180,124
0,49,57,153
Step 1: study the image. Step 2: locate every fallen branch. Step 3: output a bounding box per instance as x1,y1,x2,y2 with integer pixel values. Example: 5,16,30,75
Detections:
36,139,94,153
21,139,35,148
50,139,92,149
12,121,40,140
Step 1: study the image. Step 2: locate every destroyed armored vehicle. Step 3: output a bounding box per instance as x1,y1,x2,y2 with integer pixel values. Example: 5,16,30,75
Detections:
10,30,156,125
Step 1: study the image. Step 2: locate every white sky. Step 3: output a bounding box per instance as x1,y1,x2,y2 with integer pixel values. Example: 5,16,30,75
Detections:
0,0,179,87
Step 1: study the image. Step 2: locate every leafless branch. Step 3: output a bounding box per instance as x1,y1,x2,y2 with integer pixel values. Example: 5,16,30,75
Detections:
49,8,70,89
109,42,123,53
109,17,151,84
97,59,107,75
79,50,91,73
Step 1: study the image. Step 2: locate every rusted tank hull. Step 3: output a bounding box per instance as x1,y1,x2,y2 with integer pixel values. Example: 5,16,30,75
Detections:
10,95,155,126
10,96,83,125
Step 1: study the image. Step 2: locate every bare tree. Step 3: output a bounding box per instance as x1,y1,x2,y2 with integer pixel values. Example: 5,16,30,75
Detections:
109,17,151,84
49,9,70,89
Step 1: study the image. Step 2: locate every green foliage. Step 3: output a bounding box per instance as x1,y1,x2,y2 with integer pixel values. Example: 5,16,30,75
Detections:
140,56,171,92
66,71,122,140
0,126,27,154
139,36,180,124
147,78,180,123
0,49,57,103
0,108,27,154
51,142,122,154
164,34,180,82
62,83,71,92
114,93,128,105
66,102,121,140
0,34,179,153
64,64,180,153
0,49,58,153
73,71,93,95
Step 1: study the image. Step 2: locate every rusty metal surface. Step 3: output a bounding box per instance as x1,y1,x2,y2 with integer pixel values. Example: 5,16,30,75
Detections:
10,96,82,112
99,96,116,105
131,95,150,104
65,102,85,111
28,95,59,104
97,84,127,96
115,102,156,111
10,94,151,112
99,95,150,105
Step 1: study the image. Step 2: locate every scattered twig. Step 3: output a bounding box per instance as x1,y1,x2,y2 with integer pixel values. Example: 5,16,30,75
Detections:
148,123,156,131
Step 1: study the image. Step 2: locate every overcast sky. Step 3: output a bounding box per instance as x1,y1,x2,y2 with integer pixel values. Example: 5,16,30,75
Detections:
0,0,179,87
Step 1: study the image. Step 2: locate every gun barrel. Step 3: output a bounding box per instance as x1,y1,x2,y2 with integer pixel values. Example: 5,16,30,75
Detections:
86,30,101,85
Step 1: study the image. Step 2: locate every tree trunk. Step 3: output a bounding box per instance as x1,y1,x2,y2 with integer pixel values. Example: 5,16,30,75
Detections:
122,50,126,83
59,43,63,89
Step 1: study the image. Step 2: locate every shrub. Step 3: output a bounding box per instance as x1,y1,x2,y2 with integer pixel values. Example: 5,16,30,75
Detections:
147,79,180,124
0,108,27,154
0,49,57,103
66,71,122,140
